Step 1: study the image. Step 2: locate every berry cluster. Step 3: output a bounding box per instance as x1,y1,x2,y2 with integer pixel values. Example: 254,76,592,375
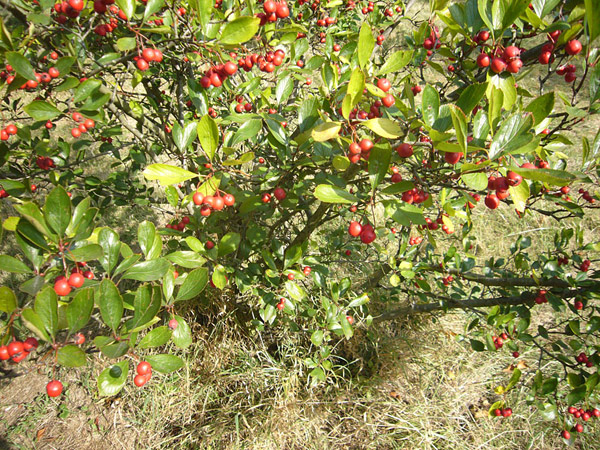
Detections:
54,264,94,296
534,289,548,304
580,259,591,272
234,97,253,113
556,63,578,83
3,63,60,90
347,221,376,244
0,124,17,141
578,189,596,204
70,112,95,138
408,235,423,246
165,215,190,231
401,188,430,204
575,352,593,368
348,139,374,164
492,332,510,350
200,61,238,88
134,361,152,387
493,407,513,417
134,47,164,71
257,1,290,25
36,156,55,171
561,406,600,439
360,1,375,15
0,337,38,363
192,191,235,217
277,297,286,310
237,49,287,75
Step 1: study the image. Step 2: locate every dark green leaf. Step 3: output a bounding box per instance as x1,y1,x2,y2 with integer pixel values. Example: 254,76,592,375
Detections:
171,315,192,349
377,50,413,76
97,279,123,332
138,326,172,348
145,354,184,373
57,345,87,367
98,228,120,276
66,288,94,333
73,79,102,103
218,232,241,257
176,267,208,301
368,144,392,191
24,101,62,121
35,287,58,338
6,51,37,81
21,308,50,341
122,259,170,281
0,255,32,274
165,251,205,268
0,286,17,313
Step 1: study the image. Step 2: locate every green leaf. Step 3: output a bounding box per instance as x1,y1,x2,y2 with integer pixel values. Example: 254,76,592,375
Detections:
143,164,198,186
285,280,307,301
116,37,136,51
461,172,488,190
21,307,50,341
501,0,530,31
98,361,129,396
381,181,414,194
23,101,62,121
284,244,303,270
94,336,130,358
196,0,213,30
314,185,358,204
145,354,184,373
342,68,365,119
363,118,403,139
74,79,102,103
585,0,600,43
511,167,577,186
276,76,294,104
456,82,488,116
165,186,179,207
506,368,522,391
450,106,468,154
220,16,260,45
231,119,262,146
197,114,219,161
0,255,32,274
311,330,324,346
97,279,124,332
68,244,103,261
116,0,135,19
57,345,87,368
0,286,17,313
357,23,375,69
165,251,205,269
385,202,427,226
122,259,170,281
567,386,587,406
524,92,555,125
66,288,94,333
98,228,120,276
176,267,208,301
368,144,392,191
127,285,161,330
6,51,37,81
35,287,58,338
43,186,71,237
430,0,450,12
377,50,413,76
218,232,241,257
347,293,369,308
211,265,227,289
66,197,91,237
422,85,440,128
339,313,354,339
143,0,164,22
509,179,530,212
173,121,198,151
138,326,172,348
171,315,192,349
138,221,156,259
489,113,534,160
470,339,485,351
311,122,341,142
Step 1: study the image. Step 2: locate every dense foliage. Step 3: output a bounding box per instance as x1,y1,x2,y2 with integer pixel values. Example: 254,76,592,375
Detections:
1,0,600,442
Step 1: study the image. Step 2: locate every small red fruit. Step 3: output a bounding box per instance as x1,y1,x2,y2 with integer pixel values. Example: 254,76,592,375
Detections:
134,374,147,387
348,221,362,237
74,333,85,345
46,380,63,397
54,279,72,296
137,361,152,376
168,318,179,330
274,187,287,201
23,337,39,351
68,272,85,288
8,341,24,357
565,40,582,56
376,78,391,92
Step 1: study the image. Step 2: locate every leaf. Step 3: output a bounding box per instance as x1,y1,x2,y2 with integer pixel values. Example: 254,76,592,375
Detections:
68,244,103,261
97,279,124,332
276,76,294,104
450,106,468,154
98,228,120,276
509,179,530,212
74,79,102,103
422,85,440,128
172,121,198,151
0,286,17,313
363,118,403,139
66,288,94,333
524,92,555,125
357,22,375,69
66,197,91,237
489,113,534,160
339,314,354,339
517,167,578,186
138,326,172,348
506,367,522,391
137,221,156,260
43,186,71,236
218,232,241,257
314,185,358,204
97,361,129,396
311,330,324,346
116,37,136,51
35,287,58,338
311,122,341,142
171,315,192,349
165,251,205,269
501,0,530,31
284,244,303,270
176,267,208,301
377,50,413,75
220,17,260,45
143,164,198,186
470,339,485,351
342,68,365,119
57,345,87,368
127,285,161,330
196,0,213,29
143,0,164,22
116,0,135,19
211,266,227,289
231,119,262,146
21,308,50,341
122,259,170,281
385,202,427,226
456,82,488,116
0,255,32,274
285,280,307,301
6,51,37,81
197,114,219,161
461,172,488,190
94,336,130,358
347,293,369,308
368,144,392,191
585,0,600,43
23,101,62,121
589,64,600,105
140,354,184,374
567,386,587,406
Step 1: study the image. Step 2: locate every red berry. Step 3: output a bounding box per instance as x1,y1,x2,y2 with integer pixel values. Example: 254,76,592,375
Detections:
23,337,39,351
561,430,570,440
168,318,179,329
8,341,24,357
0,346,9,360
54,279,72,296
137,361,152,376
566,40,582,56
68,272,85,288
274,187,287,201
46,380,63,397
134,374,147,387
